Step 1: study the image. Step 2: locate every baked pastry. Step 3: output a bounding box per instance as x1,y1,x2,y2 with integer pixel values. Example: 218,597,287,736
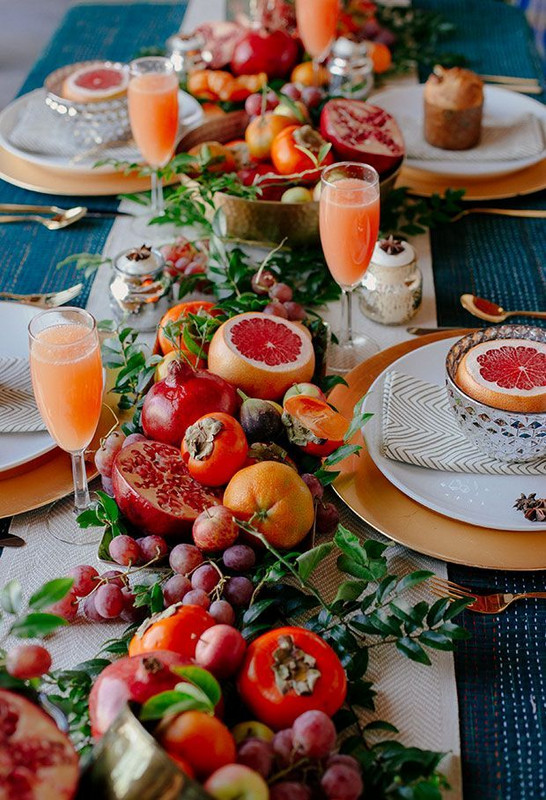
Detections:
62,62,128,103
424,66,483,150
455,338,546,413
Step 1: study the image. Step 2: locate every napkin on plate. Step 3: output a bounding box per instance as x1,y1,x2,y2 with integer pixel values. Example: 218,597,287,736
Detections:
8,89,137,162
0,356,46,433
398,111,545,162
381,370,546,476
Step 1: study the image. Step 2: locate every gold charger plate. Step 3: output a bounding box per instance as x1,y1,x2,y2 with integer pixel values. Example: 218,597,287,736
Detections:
0,404,113,518
329,331,546,571
396,159,546,200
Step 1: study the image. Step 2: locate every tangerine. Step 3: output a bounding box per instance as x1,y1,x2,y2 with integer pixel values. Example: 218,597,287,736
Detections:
290,61,329,87
223,461,314,549
158,710,236,779
158,300,216,358
367,41,392,74
128,604,215,659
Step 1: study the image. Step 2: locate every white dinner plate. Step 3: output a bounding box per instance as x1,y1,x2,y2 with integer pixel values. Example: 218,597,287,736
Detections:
0,302,55,473
362,337,546,532
371,84,546,178
0,89,203,175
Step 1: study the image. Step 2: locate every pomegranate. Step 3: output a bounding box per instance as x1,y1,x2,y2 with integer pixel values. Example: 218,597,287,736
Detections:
112,440,221,537
141,360,239,447
0,688,79,799
88,651,189,738
320,98,405,175
194,21,246,69
231,30,299,79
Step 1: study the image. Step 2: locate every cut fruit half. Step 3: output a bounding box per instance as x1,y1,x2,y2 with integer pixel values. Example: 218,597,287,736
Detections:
62,62,129,103
455,338,546,413
283,395,350,456
207,312,315,400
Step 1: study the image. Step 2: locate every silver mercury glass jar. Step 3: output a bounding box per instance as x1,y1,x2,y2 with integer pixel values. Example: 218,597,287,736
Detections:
359,236,422,325
109,245,172,332
328,37,374,100
166,32,206,81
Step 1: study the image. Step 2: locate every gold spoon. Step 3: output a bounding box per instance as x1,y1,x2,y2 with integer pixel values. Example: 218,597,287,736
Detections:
0,205,87,230
461,294,546,323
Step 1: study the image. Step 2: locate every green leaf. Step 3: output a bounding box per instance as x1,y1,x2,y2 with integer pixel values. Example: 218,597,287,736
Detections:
337,555,374,582
29,578,74,611
172,665,221,707
419,631,454,651
334,580,365,603
140,690,212,721
296,542,334,581
397,570,434,593
1,580,22,614
75,509,101,528
10,612,68,639
96,491,120,522
243,598,277,625
324,443,361,467
363,720,399,733
396,636,431,665
314,468,340,487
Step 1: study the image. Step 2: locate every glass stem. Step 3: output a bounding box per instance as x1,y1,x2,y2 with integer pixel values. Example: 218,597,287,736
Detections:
340,287,353,346
71,450,91,512
312,58,320,87
151,169,164,216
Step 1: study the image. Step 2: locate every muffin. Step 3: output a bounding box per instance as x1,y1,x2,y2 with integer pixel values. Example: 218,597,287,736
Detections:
424,66,483,150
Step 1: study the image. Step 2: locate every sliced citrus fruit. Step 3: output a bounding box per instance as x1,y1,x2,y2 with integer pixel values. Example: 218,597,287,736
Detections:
62,62,129,103
207,312,315,400
456,338,546,413
283,395,350,456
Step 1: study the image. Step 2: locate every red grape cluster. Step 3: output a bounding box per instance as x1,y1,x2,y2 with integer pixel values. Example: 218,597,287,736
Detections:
280,83,325,110
95,429,148,496
301,474,340,535
160,237,208,280
251,269,306,322
237,710,363,800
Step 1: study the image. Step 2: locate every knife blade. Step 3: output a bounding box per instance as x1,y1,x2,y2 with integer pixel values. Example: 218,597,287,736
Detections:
406,326,476,335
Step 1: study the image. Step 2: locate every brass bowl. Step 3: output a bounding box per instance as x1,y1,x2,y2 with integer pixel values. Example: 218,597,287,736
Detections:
177,111,402,247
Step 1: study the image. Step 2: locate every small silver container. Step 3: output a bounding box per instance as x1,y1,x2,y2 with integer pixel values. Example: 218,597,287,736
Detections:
359,238,422,325
166,32,206,80
109,246,172,332
445,325,546,463
328,37,374,100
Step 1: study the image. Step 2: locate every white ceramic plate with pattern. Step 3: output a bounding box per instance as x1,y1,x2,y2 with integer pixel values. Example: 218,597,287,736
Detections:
362,337,546,531
0,302,55,473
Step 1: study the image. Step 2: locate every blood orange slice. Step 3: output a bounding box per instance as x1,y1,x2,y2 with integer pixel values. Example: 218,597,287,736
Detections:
455,338,546,413
62,62,129,103
207,312,315,400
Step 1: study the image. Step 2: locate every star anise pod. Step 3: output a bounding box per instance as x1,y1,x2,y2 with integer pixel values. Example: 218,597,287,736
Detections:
525,507,546,522
379,235,405,256
514,493,546,521
126,245,153,262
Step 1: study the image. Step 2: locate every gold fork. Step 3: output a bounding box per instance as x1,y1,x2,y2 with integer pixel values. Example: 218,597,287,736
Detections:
429,576,546,614
450,207,546,223
0,283,83,308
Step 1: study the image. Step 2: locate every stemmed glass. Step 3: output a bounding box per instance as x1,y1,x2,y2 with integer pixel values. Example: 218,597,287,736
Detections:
28,308,103,544
295,0,340,84
319,162,380,373
127,57,179,220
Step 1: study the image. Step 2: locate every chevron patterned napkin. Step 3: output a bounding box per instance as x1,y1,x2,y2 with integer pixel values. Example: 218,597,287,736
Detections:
0,357,46,433
382,371,546,476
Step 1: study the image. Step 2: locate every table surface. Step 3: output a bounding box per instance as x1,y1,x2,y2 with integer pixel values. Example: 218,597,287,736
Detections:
0,2,545,799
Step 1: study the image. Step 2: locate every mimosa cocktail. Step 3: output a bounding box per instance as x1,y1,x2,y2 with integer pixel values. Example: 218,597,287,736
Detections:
128,57,179,217
320,162,380,372
295,0,339,85
29,308,103,543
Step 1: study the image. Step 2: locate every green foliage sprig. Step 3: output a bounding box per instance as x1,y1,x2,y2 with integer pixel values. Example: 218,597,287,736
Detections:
0,578,73,643
380,188,466,238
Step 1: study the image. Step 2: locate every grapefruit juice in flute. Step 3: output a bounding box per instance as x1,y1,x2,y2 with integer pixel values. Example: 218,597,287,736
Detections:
295,0,339,59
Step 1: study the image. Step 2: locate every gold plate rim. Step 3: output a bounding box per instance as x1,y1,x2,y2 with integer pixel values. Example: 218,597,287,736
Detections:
329,332,546,571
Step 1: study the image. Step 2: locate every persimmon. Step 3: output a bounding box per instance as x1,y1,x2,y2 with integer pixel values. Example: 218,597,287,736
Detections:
283,394,350,456
158,710,236,779
128,604,215,659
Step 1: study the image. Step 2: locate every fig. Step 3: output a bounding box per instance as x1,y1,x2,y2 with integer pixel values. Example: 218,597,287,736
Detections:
239,392,284,444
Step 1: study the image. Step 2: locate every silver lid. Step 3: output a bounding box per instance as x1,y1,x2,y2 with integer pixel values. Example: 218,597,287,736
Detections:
114,245,165,277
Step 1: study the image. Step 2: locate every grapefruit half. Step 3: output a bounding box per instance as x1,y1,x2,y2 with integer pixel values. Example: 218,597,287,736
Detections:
207,312,315,400
62,62,129,103
455,338,546,413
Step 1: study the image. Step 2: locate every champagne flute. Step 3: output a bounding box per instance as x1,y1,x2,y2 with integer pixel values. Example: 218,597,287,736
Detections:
29,308,103,544
128,57,179,220
320,162,380,373
295,0,340,84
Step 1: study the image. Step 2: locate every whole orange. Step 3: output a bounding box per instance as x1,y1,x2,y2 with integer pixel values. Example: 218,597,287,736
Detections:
158,300,215,358
245,113,296,161
290,61,329,87
367,41,392,74
223,461,314,549
159,711,236,779
128,605,215,659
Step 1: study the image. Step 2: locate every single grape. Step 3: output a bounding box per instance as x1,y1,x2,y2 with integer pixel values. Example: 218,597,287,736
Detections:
266,90,279,110
283,301,306,321
281,83,301,101
184,262,206,276
292,710,336,758
170,543,204,576
327,754,362,774
321,763,363,800
83,593,104,622
316,502,340,535
272,728,295,767
270,783,311,800
94,584,124,619
163,574,192,606
222,544,256,573
174,256,190,271
374,28,396,48
223,576,254,607
269,282,293,303
191,564,220,594
101,475,114,497
118,587,141,623
300,86,324,109
301,473,324,501
264,301,289,319
67,565,99,597
122,433,148,449
251,269,277,296
245,93,263,117
94,430,125,478
48,590,78,621
209,599,236,625
138,535,168,562
362,18,381,38
182,589,211,609
237,737,273,778
101,569,126,588
109,535,142,567
6,644,52,680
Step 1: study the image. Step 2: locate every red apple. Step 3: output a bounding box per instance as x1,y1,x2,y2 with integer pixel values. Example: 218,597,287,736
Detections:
195,624,247,679
231,30,299,79
205,764,269,800
192,506,239,553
